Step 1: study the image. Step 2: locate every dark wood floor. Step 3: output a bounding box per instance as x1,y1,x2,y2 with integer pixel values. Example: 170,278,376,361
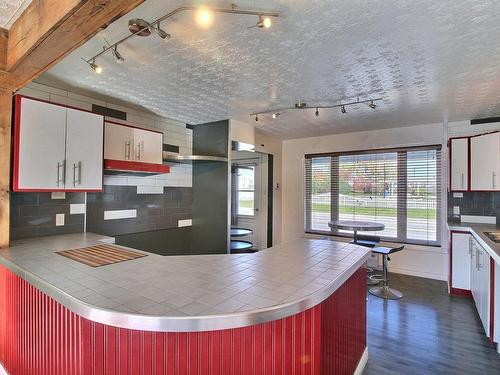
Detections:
363,273,500,375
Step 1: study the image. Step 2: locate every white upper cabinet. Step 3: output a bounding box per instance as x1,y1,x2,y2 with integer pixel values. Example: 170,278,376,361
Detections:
104,122,135,161
470,132,500,191
104,122,163,165
65,109,103,190
16,97,68,191
450,138,469,191
13,96,104,192
133,127,163,164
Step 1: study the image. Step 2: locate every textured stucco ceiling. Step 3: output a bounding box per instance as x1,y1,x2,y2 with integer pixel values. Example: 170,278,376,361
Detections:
38,0,500,139
0,0,30,28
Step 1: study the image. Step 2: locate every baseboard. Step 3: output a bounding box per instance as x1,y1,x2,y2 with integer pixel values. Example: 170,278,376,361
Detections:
389,267,447,281
353,347,368,375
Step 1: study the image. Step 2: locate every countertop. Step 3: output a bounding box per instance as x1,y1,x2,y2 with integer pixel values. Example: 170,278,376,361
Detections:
447,221,500,264
0,233,370,332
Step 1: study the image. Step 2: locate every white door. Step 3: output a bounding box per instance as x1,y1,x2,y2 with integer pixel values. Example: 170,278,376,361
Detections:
104,122,134,161
17,97,67,190
471,132,500,190
450,138,468,191
451,233,471,290
133,128,163,164
65,109,104,190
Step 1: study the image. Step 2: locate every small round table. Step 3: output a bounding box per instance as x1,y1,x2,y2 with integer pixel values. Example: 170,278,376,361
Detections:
328,220,385,242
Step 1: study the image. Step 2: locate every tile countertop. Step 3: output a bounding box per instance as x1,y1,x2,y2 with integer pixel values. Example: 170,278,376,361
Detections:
447,222,500,264
0,233,370,332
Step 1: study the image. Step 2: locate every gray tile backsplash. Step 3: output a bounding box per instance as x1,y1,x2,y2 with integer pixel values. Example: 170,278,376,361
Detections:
10,192,85,240
10,186,192,240
86,186,192,236
447,191,500,223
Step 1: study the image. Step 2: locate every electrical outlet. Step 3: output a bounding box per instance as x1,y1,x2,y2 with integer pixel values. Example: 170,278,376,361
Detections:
453,206,460,215
55,214,65,226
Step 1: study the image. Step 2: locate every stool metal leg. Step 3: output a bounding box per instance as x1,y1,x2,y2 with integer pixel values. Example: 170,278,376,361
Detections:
369,254,403,300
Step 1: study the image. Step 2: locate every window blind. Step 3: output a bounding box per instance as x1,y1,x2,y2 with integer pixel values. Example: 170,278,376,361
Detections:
304,146,442,246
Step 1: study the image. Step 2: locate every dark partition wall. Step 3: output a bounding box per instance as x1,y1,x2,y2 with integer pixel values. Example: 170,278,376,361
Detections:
191,120,230,254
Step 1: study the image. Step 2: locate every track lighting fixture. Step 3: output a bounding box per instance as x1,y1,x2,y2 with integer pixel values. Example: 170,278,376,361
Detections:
111,46,125,63
89,59,103,74
85,6,278,74
154,22,171,41
256,16,272,28
250,97,382,120
255,114,259,122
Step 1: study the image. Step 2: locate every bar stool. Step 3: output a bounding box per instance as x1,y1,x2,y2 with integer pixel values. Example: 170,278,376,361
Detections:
351,235,380,281
369,245,405,300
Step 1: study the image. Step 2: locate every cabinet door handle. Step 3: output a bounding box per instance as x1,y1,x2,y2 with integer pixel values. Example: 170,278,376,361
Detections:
493,172,496,189
56,162,61,187
125,141,131,160
137,141,141,160
478,249,483,269
461,173,464,188
72,161,82,187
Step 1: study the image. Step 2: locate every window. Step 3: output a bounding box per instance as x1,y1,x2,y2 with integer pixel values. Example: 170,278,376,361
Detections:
236,166,255,216
305,146,441,245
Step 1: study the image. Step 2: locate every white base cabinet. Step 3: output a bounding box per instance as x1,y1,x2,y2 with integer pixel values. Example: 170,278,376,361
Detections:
470,237,490,336
451,232,471,290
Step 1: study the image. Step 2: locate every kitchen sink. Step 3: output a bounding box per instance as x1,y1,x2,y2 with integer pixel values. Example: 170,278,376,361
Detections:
484,232,500,243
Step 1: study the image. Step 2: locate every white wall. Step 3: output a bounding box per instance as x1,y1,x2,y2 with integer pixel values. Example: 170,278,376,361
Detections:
18,82,192,192
281,122,449,281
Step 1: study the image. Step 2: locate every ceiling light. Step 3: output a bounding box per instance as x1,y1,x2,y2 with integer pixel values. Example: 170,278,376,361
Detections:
195,7,215,28
256,16,272,28
89,60,102,74
255,114,259,122
368,100,377,109
272,112,281,119
128,18,152,36
341,105,346,114
315,107,319,117
155,22,171,41
111,47,124,63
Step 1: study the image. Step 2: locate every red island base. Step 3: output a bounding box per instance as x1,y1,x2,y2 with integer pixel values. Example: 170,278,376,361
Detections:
0,265,366,375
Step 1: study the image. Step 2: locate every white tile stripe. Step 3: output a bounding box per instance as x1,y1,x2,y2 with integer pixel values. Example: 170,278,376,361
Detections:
103,209,137,220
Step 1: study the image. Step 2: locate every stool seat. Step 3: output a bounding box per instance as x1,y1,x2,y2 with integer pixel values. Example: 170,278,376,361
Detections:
350,234,380,248
371,245,404,255
351,239,379,248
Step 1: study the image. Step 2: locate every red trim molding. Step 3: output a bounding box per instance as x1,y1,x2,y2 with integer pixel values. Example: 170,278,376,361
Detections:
104,159,170,174
490,257,495,343
0,265,367,374
449,287,473,297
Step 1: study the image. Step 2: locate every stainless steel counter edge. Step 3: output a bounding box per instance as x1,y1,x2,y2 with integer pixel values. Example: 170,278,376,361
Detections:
0,246,370,332
447,223,500,265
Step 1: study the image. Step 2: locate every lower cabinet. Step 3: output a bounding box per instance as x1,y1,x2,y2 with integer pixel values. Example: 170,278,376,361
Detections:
450,231,492,338
470,237,490,336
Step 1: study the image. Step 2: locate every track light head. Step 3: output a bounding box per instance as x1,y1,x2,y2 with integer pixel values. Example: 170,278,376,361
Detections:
256,16,272,28
89,60,103,74
368,100,377,109
272,112,281,119
341,105,346,114
195,7,215,28
255,114,259,122
315,107,319,117
155,23,171,41
111,47,125,63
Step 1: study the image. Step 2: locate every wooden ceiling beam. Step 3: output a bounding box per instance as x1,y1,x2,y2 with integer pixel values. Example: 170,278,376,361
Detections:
0,28,7,72
0,0,145,90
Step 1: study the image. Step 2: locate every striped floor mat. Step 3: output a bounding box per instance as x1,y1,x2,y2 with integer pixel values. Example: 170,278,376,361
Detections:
56,244,147,267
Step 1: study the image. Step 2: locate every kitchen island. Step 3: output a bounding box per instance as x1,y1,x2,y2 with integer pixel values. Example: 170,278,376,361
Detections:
0,233,370,374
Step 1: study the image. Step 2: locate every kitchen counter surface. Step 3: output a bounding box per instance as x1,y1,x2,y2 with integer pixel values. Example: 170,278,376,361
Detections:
447,221,500,264
0,233,370,332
